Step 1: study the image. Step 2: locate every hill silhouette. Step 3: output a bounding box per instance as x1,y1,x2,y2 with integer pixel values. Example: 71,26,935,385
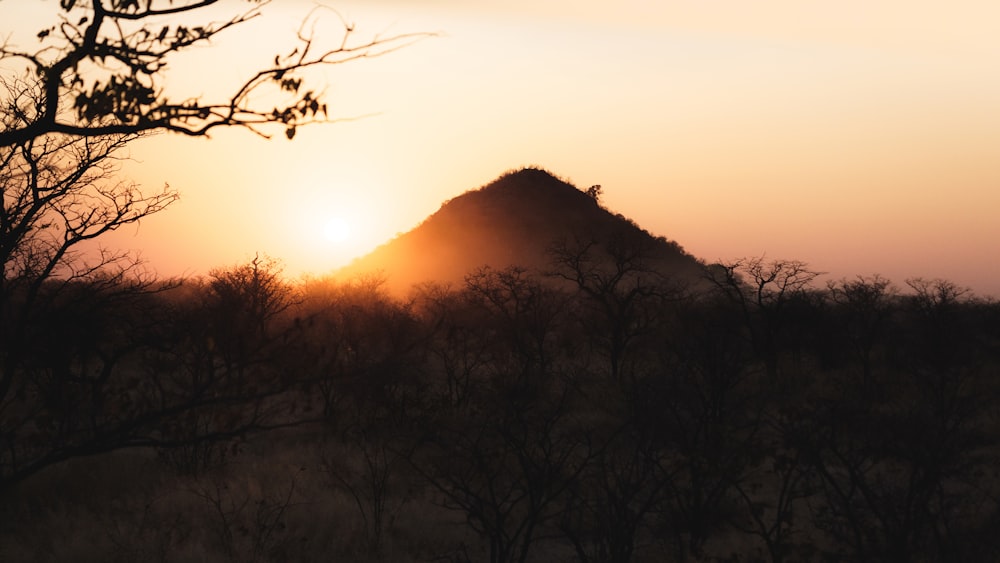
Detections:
335,167,704,294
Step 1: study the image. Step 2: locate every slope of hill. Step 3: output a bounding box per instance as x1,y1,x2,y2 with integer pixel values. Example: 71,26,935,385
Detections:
334,167,703,295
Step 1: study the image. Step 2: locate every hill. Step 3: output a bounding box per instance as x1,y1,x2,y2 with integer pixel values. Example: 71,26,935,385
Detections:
334,167,704,294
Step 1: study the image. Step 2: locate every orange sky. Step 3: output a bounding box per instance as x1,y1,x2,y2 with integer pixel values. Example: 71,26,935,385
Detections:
6,1,1000,295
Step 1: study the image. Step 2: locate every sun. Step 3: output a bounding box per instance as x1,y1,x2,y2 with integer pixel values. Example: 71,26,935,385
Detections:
322,217,353,244
274,192,385,276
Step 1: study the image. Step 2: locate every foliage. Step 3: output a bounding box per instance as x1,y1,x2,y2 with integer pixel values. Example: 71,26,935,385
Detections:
0,0,429,144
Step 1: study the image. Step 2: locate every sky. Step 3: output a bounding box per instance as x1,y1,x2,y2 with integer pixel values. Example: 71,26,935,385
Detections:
5,1,1000,296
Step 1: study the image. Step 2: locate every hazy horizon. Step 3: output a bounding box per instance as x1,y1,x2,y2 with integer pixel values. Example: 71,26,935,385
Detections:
7,0,996,296
5,5,1000,559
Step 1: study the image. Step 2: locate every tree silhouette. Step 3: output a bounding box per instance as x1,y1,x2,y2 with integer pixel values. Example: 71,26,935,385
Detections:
826,275,897,389
463,266,568,396
585,184,602,202
558,425,667,563
0,257,310,490
0,1,424,493
549,230,679,384
0,0,429,145
0,120,177,380
706,256,822,380
412,390,589,563
0,103,179,487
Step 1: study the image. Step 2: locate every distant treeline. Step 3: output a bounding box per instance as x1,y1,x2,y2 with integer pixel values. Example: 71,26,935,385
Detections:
2,251,999,562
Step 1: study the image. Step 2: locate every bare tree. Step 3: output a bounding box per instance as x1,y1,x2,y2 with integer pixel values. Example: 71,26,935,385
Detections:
207,254,295,362
463,266,567,395
414,282,496,411
412,393,590,563
558,428,667,563
826,275,898,388
0,77,177,309
706,256,822,379
548,231,679,384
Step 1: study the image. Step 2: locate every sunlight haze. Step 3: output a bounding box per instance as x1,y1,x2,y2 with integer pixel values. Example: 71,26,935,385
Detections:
6,3,1000,557
13,0,995,295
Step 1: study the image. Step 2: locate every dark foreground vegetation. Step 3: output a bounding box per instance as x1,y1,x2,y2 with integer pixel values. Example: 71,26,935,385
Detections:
2,248,999,563
6,1,989,558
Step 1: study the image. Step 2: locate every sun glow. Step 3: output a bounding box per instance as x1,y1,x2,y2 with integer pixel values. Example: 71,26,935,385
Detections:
322,217,353,243
267,184,393,279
